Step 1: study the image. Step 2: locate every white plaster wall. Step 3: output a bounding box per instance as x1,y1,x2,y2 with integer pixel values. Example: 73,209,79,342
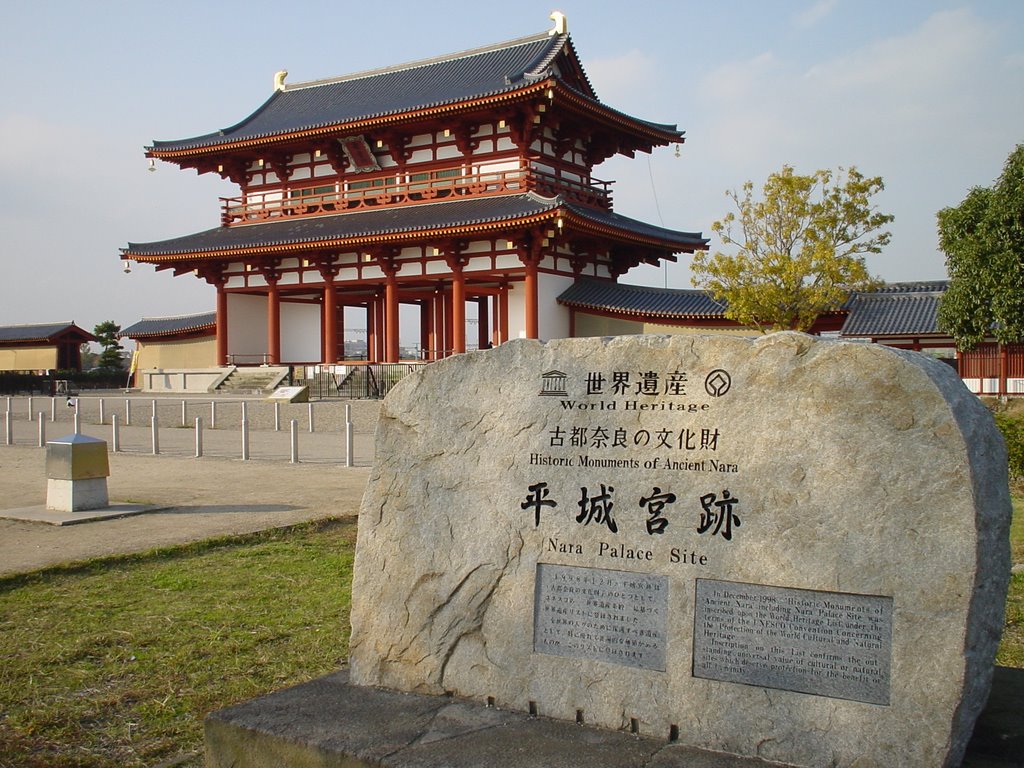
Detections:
281,302,321,363
536,274,574,341
507,283,527,340
227,293,266,357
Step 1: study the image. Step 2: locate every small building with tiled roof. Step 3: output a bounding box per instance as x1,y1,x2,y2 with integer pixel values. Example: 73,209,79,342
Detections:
119,312,218,381
0,322,96,372
121,13,707,370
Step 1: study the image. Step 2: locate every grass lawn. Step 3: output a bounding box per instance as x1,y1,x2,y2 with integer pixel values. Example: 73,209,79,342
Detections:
998,496,1024,667
0,505,1021,767
0,519,356,768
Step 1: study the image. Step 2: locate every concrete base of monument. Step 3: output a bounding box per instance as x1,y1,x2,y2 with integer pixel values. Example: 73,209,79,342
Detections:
0,503,170,526
204,668,1024,768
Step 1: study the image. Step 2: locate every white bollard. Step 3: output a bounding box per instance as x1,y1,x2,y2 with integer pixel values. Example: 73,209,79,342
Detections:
37,412,45,448
99,398,106,425
112,414,121,452
5,396,10,413
125,399,132,426
151,415,160,455
210,400,217,430
241,418,250,461
74,412,81,434
274,401,281,431
4,412,11,446
28,396,33,421
308,402,315,433
195,416,203,458
151,399,157,420
241,401,248,422
290,419,299,463
345,403,354,468
51,397,56,422
181,400,187,427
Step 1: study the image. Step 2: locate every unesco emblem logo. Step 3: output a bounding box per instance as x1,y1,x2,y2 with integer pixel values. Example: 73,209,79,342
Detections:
704,369,732,397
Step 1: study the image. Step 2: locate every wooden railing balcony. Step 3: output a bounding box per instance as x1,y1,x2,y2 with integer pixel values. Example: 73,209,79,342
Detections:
220,167,613,226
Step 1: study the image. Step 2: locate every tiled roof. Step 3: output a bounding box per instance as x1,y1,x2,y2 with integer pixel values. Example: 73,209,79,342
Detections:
558,279,727,318
120,312,217,339
149,32,680,155
0,322,95,343
840,282,948,337
123,194,706,258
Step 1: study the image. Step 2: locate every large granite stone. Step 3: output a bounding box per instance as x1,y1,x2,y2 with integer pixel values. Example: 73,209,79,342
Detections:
349,334,1012,767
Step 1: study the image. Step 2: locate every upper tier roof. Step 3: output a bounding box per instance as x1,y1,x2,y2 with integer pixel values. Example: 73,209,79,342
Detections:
148,31,682,156
123,193,707,259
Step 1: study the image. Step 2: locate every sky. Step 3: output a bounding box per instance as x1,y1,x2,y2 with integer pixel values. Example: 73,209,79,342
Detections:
1,0,1022,335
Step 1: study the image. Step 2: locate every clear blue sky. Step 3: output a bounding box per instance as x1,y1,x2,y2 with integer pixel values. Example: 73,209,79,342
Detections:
2,0,1022,333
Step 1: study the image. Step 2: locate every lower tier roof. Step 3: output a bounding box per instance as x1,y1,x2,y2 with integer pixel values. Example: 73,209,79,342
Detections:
123,193,706,261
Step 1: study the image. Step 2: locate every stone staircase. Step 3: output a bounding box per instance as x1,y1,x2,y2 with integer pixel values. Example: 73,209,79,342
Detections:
215,366,290,395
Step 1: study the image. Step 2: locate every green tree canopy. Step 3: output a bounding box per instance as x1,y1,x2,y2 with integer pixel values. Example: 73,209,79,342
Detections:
691,165,893,332
937,144,1024,351
93,321,123,370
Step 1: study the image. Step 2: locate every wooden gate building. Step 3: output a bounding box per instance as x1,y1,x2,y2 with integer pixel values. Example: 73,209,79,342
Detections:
120,14,707,366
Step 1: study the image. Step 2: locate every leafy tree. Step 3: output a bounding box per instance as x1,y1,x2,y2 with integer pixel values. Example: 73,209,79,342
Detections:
93,321,123,370
937,144,1024,350
692,165,893,332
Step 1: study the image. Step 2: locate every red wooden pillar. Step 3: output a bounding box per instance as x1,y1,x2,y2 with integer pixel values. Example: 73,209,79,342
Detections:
383,270,400,363
322,281,337,364
374,293,386,363
491,295,499,347
451,267,466,354
267,281,281,365
216,284,228,366
365,303,375,362
443,289,454,358
433,288,446,359
499,284,509,344
524,260,539,339
419,301,431,361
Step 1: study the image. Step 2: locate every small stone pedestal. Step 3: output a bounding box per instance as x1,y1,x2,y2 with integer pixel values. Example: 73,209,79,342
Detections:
46,434,110,512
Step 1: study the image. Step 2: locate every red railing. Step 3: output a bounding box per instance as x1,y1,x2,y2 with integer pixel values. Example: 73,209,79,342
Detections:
220,167,612,226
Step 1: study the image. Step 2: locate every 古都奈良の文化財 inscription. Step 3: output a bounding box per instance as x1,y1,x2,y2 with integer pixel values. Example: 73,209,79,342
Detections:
533,563,668,671
693,579,893,705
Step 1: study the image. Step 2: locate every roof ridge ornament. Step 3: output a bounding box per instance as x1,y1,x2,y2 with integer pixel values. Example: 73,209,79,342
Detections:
274,70,288,91
549,10,567,36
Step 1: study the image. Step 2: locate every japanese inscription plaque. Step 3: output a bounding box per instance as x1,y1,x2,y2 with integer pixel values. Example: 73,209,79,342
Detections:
349,333,1011,768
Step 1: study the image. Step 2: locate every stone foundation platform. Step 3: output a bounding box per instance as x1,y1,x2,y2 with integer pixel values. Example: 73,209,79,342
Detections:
205,667,1024,768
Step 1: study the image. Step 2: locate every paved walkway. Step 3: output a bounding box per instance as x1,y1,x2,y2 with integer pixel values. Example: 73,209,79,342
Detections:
0,395,379,576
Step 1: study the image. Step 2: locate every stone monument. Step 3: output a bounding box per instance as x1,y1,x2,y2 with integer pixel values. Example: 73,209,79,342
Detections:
348,333,1012,767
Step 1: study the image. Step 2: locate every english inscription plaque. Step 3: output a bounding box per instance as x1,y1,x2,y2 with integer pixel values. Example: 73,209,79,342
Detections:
693,578,892,705
533,563,667,671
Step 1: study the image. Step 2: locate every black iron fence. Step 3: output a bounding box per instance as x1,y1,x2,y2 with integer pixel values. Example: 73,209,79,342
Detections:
292,363,422,399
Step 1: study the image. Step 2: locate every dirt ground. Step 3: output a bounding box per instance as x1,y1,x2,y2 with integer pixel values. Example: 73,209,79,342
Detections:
0,446,369,576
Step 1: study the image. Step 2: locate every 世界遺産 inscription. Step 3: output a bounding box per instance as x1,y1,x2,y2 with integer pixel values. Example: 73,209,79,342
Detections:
533,563,667,671
693,579,892,705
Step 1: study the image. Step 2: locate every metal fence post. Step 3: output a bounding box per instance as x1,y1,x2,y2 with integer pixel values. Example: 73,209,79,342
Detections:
125,398,132,426
112,414,121,452
4,412,11,446
241,418,250,461
345,403,354,467
74,412,81,434
151,415,160,454
195,416,203,458
182,400,188,428
290,419,299,463
28,396,33,421
308,402,315,433
37,413,45,448
274,401,281,431
98,398,105,425
210,400,217,429
51,397,56,422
